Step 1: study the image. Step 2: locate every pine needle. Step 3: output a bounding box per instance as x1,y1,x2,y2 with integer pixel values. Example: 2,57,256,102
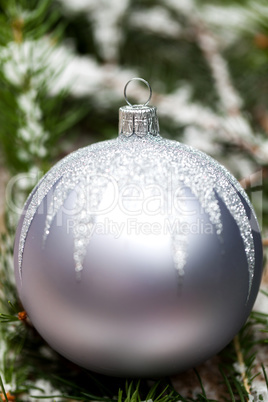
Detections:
232,377,246,402
261,364,268,391
260,289,268,298
194,368,207,398
219,367,236,402
233,335,251,396
0,375,8,402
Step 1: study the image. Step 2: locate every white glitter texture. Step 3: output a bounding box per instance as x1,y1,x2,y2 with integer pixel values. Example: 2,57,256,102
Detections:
18,113,256,295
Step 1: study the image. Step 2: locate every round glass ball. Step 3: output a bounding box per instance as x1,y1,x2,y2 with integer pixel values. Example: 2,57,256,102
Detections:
14,132,263,377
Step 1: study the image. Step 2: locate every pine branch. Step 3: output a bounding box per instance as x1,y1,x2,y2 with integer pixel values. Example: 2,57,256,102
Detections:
193,20,241,116
0,0,85,188
192,17,264,162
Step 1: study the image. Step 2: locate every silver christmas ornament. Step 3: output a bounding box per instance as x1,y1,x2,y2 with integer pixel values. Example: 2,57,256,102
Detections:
14,78,263,377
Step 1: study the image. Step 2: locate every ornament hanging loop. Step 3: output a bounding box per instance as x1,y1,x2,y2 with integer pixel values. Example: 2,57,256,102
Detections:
120,77,159,137
124,77,152,107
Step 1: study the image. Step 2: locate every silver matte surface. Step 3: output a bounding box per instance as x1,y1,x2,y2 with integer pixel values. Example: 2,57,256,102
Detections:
14,106,263,377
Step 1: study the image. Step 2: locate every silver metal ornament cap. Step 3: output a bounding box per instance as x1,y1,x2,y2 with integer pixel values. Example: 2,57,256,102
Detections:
119,78,159,137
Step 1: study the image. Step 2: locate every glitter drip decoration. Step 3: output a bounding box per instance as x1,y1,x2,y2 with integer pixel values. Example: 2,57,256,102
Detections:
14,78,263,377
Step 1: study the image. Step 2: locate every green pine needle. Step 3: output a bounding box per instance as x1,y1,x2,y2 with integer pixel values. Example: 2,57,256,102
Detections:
262,364,268,391
232,377,246,402
194,368,208,398
0,313,20,323
0,375,8,402
219,367,236,402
